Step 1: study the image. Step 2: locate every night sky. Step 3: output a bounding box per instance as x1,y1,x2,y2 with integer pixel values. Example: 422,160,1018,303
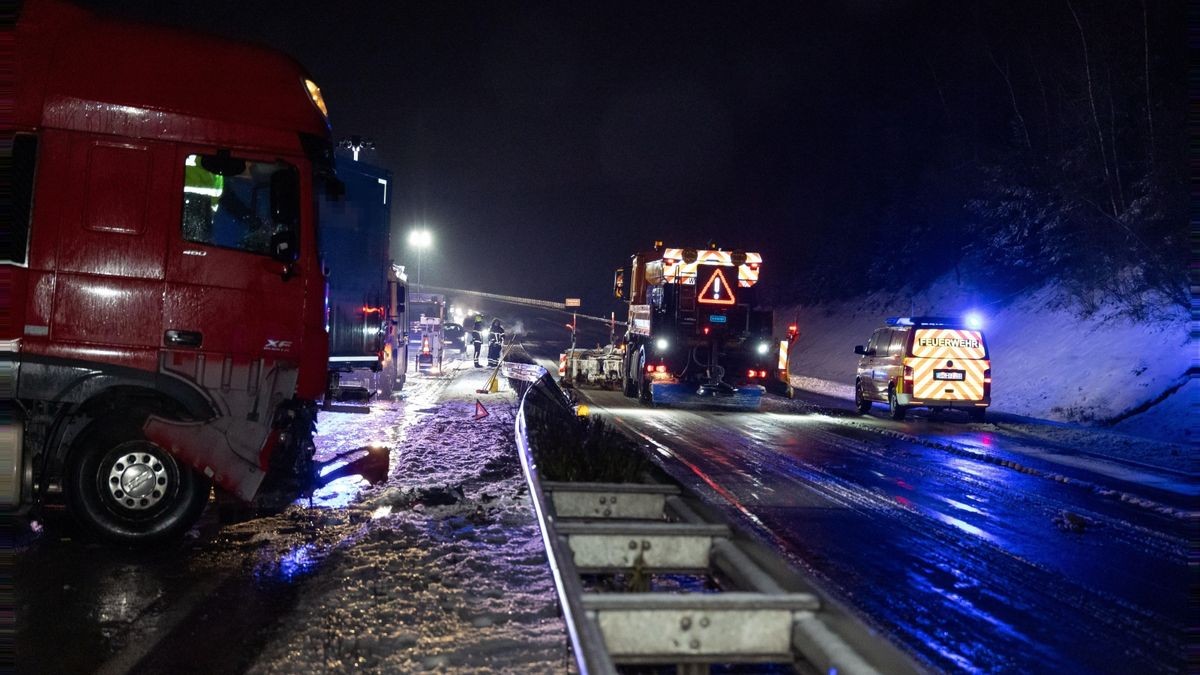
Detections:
75,0,1184,314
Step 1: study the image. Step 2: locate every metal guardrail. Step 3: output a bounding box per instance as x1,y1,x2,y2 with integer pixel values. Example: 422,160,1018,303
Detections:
515,375,923,675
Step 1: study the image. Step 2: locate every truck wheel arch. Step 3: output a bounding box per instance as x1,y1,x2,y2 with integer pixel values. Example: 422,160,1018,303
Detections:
44,383,215,476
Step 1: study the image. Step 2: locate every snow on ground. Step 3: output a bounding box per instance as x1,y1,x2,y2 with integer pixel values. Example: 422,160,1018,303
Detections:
244,360,569,674
1111,377,1197,447
777,278,1193,445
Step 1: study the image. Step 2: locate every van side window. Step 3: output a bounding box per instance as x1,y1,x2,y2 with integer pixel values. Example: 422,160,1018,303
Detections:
880,331,893,355
866,330,882,354
886,330,906,356
181,154,298,256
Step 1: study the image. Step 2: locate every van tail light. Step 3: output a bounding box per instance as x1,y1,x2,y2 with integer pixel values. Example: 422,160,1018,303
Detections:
656,365,666,373
983,367,992,399
983,368,992,384
703,326,710,335
747,369,757,378
758,370,767,378
646,365,655,373
903,365,914,393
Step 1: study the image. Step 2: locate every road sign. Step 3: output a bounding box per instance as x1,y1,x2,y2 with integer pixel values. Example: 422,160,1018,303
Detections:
473,400,489,420
697,268,736,305
565,298,581,307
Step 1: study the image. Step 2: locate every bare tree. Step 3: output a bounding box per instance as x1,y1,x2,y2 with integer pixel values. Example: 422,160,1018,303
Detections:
988,49,1032,150
1141,0,1155,165
1066,0,1118,217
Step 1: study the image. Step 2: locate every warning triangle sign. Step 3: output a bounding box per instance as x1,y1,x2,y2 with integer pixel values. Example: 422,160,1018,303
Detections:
473,400,490,420
697,267,736,305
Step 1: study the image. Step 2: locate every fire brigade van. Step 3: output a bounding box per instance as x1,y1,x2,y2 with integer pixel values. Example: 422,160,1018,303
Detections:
853,317,991,421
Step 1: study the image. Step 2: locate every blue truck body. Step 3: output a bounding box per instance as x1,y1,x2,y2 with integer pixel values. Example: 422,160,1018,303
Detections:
320,157,405,399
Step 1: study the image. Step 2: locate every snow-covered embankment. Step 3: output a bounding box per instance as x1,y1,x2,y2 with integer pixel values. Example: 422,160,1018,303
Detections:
777,279,1193,445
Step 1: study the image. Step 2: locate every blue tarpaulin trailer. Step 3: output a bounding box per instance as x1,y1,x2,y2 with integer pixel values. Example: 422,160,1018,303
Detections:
320,156,406,402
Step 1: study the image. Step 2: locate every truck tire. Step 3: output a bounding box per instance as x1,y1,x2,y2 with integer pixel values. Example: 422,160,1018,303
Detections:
887,385,907,421
66,414,211,543
854,380,872,414
379,357,396,399
637,348,653,403
622,350,638,398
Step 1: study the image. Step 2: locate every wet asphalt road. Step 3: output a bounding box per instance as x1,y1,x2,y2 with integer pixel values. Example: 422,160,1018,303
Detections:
575,388,1191,673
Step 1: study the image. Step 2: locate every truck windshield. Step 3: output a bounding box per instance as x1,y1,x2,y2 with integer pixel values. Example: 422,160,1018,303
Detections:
181,154,298,256
908,328,988,359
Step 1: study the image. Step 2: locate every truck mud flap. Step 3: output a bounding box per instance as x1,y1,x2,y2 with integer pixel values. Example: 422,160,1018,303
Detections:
650,382,765,410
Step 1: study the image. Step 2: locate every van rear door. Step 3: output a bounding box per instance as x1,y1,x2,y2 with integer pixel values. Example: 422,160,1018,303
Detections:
906,328,988,402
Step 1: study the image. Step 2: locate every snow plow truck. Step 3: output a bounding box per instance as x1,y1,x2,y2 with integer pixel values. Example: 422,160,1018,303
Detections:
614,243,794,409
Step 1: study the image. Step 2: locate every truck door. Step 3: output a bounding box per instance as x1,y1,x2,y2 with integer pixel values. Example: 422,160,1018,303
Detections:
159,149,308,490
44,133,173,367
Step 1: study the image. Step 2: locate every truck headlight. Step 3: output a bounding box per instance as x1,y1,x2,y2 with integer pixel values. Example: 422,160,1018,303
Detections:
655,338,669,352
756,342,769,355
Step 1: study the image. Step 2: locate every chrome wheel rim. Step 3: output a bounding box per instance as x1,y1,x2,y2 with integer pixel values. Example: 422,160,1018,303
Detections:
104,445,172,511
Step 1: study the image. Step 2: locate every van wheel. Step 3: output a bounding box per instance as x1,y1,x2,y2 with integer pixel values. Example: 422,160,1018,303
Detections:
66,414,211,544
854,381,871,414
968,408,986,423
887,386,907,421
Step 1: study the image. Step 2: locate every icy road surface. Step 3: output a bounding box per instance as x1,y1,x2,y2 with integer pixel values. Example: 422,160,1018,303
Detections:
14,357,568,674
576,388,1191,674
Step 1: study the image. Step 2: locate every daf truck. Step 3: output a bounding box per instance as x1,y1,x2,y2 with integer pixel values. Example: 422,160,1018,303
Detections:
2,0,343,541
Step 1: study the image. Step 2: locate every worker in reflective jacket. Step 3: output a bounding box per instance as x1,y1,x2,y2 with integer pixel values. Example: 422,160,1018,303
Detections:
487,318,505,367
471,318,484,368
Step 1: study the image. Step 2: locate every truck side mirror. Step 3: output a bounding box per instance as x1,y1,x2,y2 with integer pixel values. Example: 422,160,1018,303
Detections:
200,149,246,177
271,230,299,263
854,345,866,355
270,167,300,264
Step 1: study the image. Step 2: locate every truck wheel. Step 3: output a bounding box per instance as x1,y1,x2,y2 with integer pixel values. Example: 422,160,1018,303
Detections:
66,415,211,544
379,357,396,399
854,381,872,414
622,350,638,397
637,349,653,403
887,386,907,421
968,408,986,423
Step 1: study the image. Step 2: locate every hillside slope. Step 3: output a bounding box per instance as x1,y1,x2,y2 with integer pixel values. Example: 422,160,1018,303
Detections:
776,279,1191,444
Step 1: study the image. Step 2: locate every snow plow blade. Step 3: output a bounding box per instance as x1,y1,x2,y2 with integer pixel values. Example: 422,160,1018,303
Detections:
649,382,765,410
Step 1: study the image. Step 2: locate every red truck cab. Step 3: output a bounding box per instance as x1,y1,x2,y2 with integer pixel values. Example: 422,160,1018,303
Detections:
1,0,333,541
